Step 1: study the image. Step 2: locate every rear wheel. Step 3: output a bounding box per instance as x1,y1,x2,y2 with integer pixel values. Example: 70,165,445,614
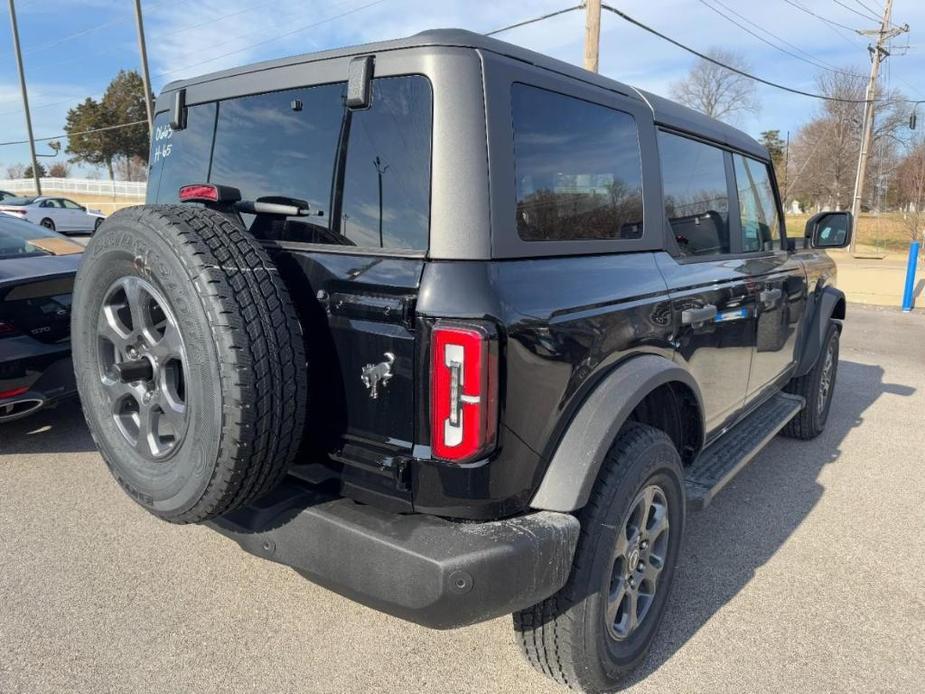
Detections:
514,423,685,693
71,205,307,523
40,218,55,231
781,321,840,440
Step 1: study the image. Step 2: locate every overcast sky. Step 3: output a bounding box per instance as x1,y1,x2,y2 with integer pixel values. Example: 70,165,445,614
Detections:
2,0,924,175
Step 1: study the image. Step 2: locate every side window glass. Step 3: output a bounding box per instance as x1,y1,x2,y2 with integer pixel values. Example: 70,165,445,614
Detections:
339,76,433,250
733,154,782,252
511,83,644,241
658,132,730,257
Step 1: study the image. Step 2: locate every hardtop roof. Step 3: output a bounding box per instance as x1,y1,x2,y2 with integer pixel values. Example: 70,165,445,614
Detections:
162,28,767,160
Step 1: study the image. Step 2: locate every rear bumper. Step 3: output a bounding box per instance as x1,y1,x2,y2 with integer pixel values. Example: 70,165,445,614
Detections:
0,349,76,422
208,480,580,629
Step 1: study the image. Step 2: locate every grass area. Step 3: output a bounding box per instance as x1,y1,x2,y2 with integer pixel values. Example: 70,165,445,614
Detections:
786,212,919,254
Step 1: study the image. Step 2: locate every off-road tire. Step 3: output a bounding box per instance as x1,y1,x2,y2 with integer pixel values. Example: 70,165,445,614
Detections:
781,321,840,440
71,205,307,523
513,423,685,693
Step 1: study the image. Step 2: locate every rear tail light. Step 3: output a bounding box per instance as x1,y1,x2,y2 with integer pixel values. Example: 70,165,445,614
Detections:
0,385,29,400
179,184,219,202
430,321,499,463
3,209,27,217
178,183,241,204
0,320,20,338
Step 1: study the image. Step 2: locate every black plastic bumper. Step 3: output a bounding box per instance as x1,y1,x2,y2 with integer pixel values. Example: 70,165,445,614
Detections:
208,480,580,629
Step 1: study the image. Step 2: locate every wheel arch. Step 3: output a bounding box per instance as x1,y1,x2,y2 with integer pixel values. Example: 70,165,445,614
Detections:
530,354,704,513
795,286,845,377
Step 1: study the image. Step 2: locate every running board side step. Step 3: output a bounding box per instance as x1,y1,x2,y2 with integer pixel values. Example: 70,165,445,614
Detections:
685,393,804,510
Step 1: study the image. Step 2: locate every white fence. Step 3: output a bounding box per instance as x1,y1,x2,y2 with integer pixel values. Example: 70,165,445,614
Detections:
0,177,147,198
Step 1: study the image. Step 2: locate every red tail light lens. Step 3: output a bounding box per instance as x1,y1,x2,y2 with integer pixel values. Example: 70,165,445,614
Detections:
0,320,20,338
178,184,220,202
0,385,29,400
430,322,498,463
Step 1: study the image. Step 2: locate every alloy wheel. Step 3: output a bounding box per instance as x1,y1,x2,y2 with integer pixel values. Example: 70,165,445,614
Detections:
605,484,671,641
96,276,188,460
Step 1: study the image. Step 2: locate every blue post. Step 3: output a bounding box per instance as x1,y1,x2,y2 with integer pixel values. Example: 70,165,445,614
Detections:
902,241,920,312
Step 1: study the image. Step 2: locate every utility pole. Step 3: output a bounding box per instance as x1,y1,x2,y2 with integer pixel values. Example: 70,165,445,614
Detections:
7,0,41,195
133,0,155,134
849,0,908,255
584,0,601,72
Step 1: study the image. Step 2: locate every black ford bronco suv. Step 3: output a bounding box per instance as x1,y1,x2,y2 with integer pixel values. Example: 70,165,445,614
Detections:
71,30,851,692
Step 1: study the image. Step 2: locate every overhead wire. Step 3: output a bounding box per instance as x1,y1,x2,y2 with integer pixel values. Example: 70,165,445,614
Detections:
696,0,864,78
600,4,873,103
485,5,584,36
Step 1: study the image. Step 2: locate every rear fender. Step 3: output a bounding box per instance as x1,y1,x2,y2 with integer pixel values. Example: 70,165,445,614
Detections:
530,354,704,513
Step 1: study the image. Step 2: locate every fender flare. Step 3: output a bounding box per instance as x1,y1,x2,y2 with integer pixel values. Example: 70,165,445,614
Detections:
530,354,704,513
795,286,845,377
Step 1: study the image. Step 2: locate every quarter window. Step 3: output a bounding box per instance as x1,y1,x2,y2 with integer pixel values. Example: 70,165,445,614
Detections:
733,154,782,252
339,76,432,250
658,132,730,257
511,84,644,242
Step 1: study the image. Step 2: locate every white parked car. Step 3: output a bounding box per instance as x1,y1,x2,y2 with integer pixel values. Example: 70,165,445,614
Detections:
0,196,106,235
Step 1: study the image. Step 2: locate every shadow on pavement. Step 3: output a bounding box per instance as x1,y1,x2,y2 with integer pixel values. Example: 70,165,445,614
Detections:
628,359,915,683
0,398,96,455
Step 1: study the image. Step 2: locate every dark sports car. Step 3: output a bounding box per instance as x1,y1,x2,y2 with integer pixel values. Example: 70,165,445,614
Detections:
0,214,82,422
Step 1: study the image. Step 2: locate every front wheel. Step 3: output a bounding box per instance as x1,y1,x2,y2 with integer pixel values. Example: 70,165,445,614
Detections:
514,423,685,693
781,321,840,440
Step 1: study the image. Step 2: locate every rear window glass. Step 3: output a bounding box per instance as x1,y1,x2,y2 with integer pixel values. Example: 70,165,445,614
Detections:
148,76,432,252
0,215,63,258
511,84,644,242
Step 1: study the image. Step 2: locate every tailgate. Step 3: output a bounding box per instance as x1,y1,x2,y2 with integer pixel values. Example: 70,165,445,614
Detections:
272,250,423,458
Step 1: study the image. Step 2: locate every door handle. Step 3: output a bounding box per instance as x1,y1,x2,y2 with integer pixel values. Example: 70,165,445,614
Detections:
760,288,783,306
681,305,717,325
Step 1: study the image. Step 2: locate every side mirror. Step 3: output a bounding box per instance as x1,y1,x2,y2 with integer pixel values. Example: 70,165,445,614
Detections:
805,211,852,249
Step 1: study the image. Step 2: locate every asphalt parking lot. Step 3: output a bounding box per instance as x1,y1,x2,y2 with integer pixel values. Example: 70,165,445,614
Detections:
1,303,923,693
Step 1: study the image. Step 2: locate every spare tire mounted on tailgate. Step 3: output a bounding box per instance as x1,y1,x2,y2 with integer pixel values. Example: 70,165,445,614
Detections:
71,205,307,523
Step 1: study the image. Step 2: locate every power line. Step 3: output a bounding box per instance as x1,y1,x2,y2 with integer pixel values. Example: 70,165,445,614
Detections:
485,4,584,37
781,0,863,37
853,0,882,19
0,120,147,148
600,4,873,103
832,0,881,23
158,0,388,77
22,16,129,56
696,0,864,78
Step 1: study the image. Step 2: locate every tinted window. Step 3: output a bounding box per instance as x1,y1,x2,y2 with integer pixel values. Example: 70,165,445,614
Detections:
512,84,644,242
210,83,345,238
339,76,432,250
733,154,781,252
658,132,730,257
148,77,432,251
0,215,63,258
150,102,216,203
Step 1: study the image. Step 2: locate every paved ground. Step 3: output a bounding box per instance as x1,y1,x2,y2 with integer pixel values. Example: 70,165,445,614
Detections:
830,249,923,308
1,304,923,694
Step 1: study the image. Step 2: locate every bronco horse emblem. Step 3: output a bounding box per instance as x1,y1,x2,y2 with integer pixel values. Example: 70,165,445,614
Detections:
361,352,395,399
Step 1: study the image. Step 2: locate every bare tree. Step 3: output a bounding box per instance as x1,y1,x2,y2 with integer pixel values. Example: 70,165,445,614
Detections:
48,161,70,178
6,163,26,179
894,140,925,241
786,71,908,210
670,48,759,124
